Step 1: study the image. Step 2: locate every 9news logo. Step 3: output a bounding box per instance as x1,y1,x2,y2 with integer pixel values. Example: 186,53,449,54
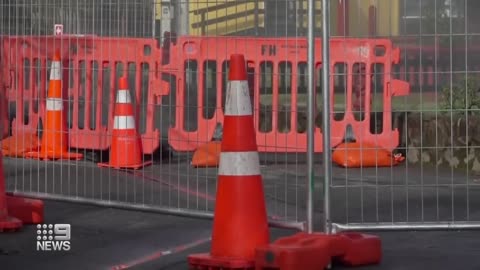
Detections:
36,224,71,251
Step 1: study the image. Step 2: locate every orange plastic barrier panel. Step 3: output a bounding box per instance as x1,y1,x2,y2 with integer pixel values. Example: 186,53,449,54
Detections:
1,36,167,154
165,36,410,153
0,88,7,140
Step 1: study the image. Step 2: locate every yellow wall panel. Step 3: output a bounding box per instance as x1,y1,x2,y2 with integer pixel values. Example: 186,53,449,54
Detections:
347,0,370,36
347,0,399,37
297,0,323,31
189,1,265,35
153,0,400,36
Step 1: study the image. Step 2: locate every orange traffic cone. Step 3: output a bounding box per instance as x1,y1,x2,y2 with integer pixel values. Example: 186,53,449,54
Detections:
0,151,22,231
188,54,269,269
25,51,83,161
98,76,152,170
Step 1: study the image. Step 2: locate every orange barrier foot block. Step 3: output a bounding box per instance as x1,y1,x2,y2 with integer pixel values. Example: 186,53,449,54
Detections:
191,141,221,168
254,232,382,270
1,133,39,158
0,153,23,232
189,254,255,269
0,217,22,232
6,195,44,224
336,232,382,266
98,160,153,170
332,142,404,168
254,233,332,270
25,151,83,161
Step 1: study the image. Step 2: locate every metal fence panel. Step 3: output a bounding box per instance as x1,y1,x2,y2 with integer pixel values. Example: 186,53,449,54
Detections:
1,0,316,232
2,0,479,235
329,0,480,232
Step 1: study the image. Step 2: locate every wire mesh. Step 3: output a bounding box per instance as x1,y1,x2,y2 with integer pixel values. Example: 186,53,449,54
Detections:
329,0,480,232
2,0,479,234
0,0,314,231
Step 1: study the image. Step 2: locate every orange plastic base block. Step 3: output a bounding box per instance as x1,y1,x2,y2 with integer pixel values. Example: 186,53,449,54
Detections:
98,160,153,170
191,141,221,168
25,150,83,161
188,254,255,270
254,232,382,270
6,195,44,224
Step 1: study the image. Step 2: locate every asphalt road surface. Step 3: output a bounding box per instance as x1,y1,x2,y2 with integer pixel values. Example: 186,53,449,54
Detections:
1,153,479,269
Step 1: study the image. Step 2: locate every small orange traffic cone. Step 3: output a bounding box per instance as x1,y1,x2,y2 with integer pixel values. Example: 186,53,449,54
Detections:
25,51,83,161
98,76,152,170
188,54,269,269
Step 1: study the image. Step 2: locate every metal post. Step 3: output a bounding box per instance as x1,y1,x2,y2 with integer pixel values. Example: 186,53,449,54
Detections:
332,222,480,232
152,0,156,38
160,0,173,45
321,0,332,235
306,0,316,234
176,0,189,35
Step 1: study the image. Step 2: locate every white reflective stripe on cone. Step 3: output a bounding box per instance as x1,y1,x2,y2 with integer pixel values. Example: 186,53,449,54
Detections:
116,90,132,104
224,80,252,116
218,151,261,176
50,61,61,80
113,116,136,130
46,98,63,111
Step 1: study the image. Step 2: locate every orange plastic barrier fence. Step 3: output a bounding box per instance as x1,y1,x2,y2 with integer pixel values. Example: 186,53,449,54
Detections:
0,87,7,140
1,36,167,154
2,35,411,154
392,40,480,92
165,36,410,152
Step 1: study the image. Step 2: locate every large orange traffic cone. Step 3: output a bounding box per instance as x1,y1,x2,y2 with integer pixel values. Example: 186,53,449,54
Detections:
25,51,83,161
98,77,152,170
188,54,269,269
